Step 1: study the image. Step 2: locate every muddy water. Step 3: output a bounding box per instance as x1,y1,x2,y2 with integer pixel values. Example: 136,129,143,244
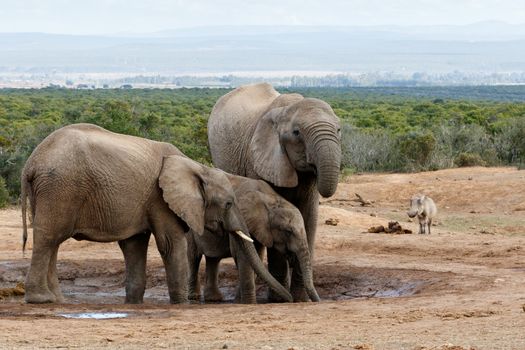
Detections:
0,259,444,304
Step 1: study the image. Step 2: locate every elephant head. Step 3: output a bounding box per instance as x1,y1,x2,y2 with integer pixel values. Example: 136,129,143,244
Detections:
249,96,341,198
233,179,321,302
159,155,251,241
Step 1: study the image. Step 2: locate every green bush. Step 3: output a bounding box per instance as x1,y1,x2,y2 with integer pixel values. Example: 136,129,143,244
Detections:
0,176,9,208
454,152,487,167
398,132,436,171
341,124,402,172
494,117,525,165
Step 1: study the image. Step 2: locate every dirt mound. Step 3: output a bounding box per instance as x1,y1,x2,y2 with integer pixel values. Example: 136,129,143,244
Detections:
368,221,413,234
0,282,24,300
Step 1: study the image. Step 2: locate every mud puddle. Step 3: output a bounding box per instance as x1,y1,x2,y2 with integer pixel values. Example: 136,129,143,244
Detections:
1,259,449,304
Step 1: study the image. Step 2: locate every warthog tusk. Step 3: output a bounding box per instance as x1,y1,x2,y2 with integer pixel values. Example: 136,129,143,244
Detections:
235,230,253,243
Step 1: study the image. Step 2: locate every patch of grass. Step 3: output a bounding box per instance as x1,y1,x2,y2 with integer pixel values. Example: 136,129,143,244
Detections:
441,214,525,235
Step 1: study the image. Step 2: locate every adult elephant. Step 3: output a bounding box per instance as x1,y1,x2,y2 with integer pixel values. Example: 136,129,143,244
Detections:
208,83,341,301
188,174,320,304
21,123,292,304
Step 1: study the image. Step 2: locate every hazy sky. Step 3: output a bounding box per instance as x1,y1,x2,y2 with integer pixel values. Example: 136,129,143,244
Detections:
0,0,524,35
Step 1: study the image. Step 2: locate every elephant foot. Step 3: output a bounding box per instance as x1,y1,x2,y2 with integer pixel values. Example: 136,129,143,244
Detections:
25,291,56,304
189,291,201,301
169,297,189,304
53,294,66,303
204,288,223,302
267,289,288,303
49,288,66,303
291,287,310,302
124,296,144,304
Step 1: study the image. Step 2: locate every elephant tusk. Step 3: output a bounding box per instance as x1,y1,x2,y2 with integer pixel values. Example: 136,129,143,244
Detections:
235,230,254,243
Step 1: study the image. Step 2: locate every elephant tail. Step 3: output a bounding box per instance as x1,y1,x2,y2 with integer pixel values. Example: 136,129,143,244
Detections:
21,169,32,257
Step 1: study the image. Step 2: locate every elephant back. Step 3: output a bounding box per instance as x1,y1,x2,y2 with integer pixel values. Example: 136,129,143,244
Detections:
208,83,281,175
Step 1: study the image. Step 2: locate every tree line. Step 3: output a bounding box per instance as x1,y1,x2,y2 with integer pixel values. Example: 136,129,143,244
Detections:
1,86,525,207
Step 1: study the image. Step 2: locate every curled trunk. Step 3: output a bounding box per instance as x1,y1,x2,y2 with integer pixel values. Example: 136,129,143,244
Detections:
233,235,293,302
316,143,341,198
305,123,341,198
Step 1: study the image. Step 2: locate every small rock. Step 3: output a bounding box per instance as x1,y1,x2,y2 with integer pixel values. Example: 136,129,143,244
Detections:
368,225,385,233
325,218,339,226
469,210,478,214
222,345,228,349
353,344,374,350
468,177,473,180
370,213,377,217
522,304,525,312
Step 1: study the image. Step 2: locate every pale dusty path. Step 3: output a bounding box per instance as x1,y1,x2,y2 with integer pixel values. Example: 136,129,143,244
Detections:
1,167,524,349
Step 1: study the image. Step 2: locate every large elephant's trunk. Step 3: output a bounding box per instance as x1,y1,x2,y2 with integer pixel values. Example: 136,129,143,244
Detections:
295,244,320,302
233,235,293,302
306,122,341,198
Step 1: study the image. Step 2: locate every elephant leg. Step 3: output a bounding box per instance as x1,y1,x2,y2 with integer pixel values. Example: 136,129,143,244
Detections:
289,189,319,302
290,259,309,302
428,219,432,235
118,232,151,304
46,246,65,303
266,247,290,302
188,253,202,301
204,256,223,302
25,228,58,304
154,232,189,304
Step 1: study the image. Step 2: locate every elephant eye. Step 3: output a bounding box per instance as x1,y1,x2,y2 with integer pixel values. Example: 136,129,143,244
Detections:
292,129,300,136
225,201,233,210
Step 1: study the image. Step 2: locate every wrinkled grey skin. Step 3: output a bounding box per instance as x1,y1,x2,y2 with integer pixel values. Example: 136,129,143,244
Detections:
407,194,437,234
20,123,291,304
208,83,341,301
188,174,320,304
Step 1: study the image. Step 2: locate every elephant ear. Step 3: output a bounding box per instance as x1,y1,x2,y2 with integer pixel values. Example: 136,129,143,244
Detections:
158,155,205,235
237,191,274,247
249,107,298,188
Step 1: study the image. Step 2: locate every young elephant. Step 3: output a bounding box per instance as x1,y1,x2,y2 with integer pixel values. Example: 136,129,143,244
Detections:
21,123,292,304
407,194,437,234
188,174,320,304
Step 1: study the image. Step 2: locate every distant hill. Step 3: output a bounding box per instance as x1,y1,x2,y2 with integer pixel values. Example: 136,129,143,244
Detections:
1,22,524,78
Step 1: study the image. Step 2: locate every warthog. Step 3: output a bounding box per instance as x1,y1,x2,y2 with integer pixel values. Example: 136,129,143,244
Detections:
407,194,437,234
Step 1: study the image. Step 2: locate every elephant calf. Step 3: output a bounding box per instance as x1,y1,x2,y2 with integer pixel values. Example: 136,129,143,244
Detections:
407,194,437,234
188,174,320,304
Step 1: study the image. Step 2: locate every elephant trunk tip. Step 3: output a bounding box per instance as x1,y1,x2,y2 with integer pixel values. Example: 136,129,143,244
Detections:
319,186,337,198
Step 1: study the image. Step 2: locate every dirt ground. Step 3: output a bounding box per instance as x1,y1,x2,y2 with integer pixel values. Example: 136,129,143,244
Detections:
1,166,524,350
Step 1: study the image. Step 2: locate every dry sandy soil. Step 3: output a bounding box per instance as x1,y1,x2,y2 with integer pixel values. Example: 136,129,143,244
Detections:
1,166,524,350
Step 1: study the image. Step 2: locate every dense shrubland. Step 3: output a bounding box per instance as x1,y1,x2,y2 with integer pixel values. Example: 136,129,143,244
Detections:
1,86,525,206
